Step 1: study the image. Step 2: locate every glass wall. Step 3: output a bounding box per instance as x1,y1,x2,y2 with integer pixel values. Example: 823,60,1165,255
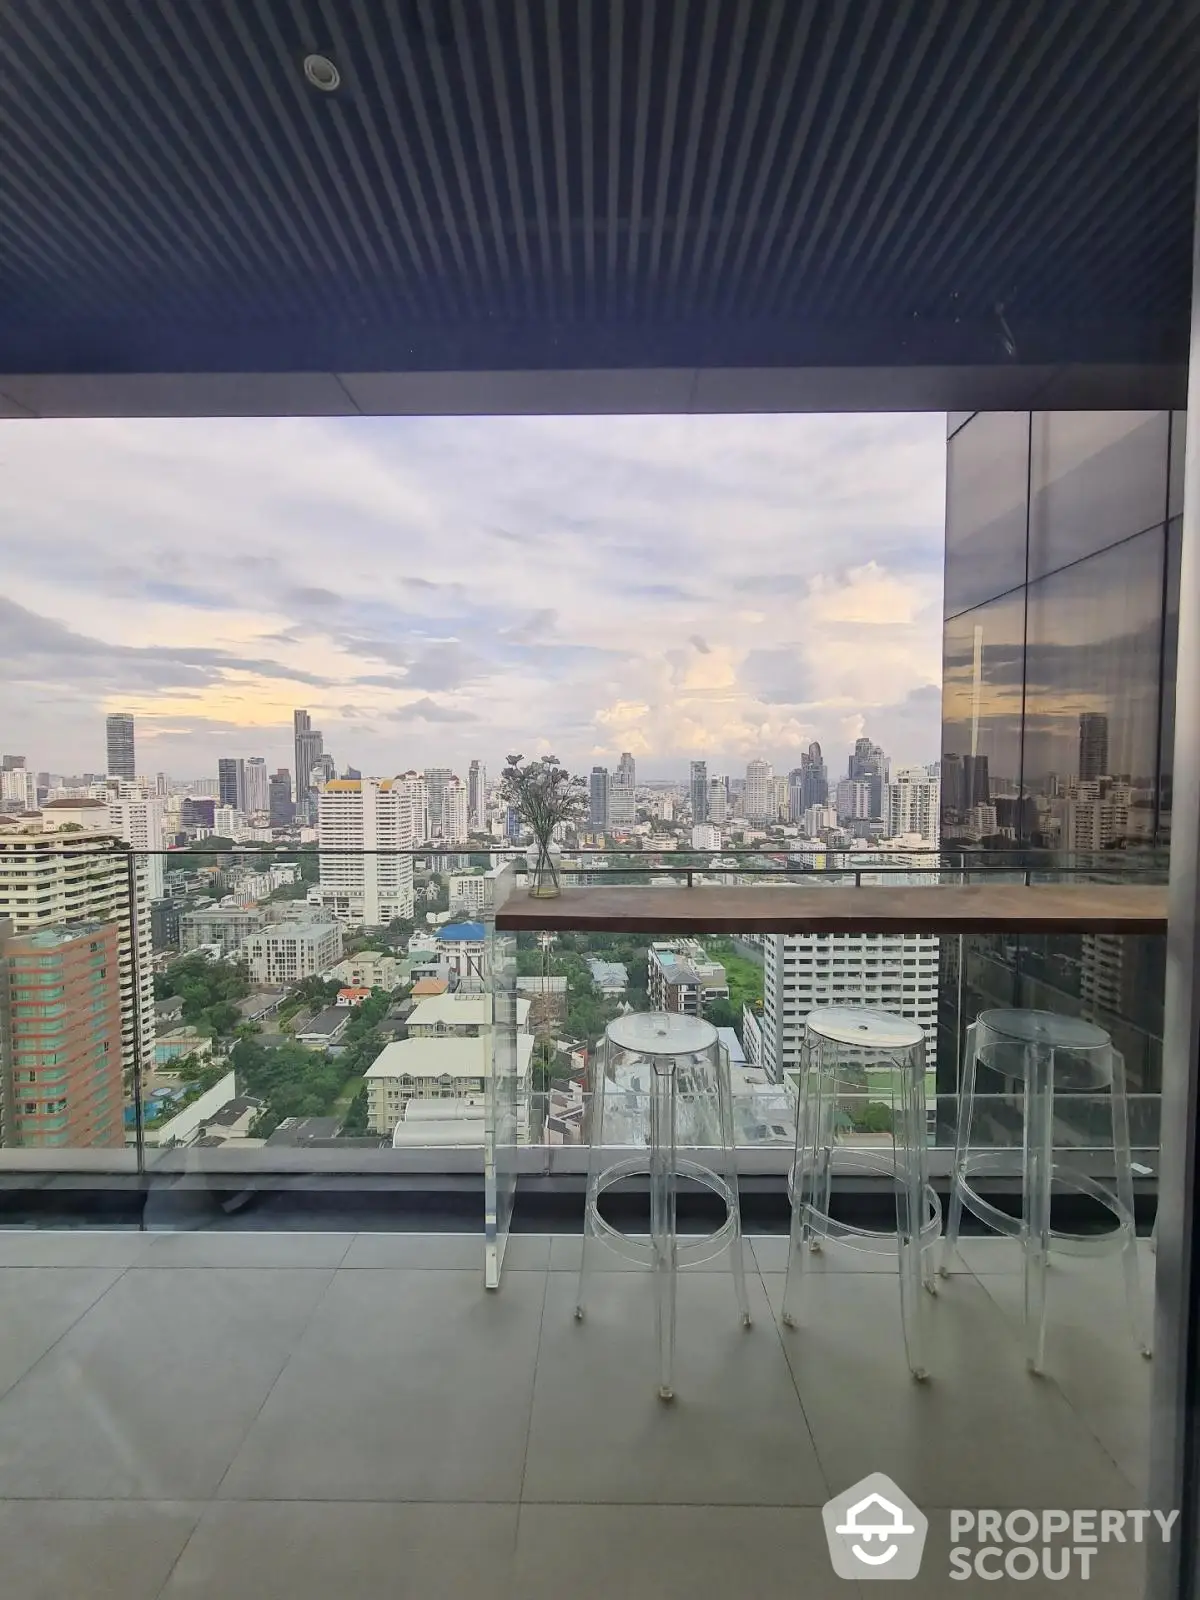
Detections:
940,411,1180,1100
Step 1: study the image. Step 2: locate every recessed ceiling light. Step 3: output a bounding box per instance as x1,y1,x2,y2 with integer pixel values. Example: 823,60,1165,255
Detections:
303,53,341,92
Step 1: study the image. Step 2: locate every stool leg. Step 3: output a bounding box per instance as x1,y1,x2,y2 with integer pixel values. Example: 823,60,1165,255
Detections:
782,1033,820,1330
1023,1045,1054,1374
649,1061,678,1401
1109,1046,1152,1358
941,1022,979,1276
895,1039,929,1381
715,1039,752,1328
575,1049,610,1321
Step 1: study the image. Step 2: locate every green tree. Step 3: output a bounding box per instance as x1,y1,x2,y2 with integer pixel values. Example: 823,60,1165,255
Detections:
340,1085,369,1134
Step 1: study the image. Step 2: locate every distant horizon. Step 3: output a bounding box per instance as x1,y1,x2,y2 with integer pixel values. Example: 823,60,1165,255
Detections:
2,413,946,775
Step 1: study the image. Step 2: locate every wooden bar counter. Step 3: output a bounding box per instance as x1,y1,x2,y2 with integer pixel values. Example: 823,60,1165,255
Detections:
495,883,1167,937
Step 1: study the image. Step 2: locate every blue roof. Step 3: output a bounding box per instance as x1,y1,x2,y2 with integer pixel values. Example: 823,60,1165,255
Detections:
438,922,486,943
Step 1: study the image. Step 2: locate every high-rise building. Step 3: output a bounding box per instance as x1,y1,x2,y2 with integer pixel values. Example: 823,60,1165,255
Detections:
887,768,941,846
608,782,636,828
293,710,324,807
0,756,23,771
0,803,155,1097
396,771,431,843
0,764,36,812
690,760,709,822
616,751,636,789
787,769,806,823
105,713,135,781
467,760,487,828
835,776,873,822
707,777,727,825
1079,713,1111,781
745,760,773,822
243,756,269,814
268,769,293,828
760,924,939,1085
106,794,166,900
589,767,609,829
1,920,124,1149
317,778,416,925
441,777,469,844
800,742,829,810
217,757,245,811
155,772,168,797
849,738,889,819
424,768,454,835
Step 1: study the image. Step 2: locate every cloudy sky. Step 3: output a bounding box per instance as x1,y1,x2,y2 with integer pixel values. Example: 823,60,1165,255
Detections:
0,413,945,781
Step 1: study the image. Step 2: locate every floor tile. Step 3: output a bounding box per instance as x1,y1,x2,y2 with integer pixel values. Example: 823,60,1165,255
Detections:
0,1268,333,1498
219,1268,544,1501
0,1267,124,1398
974,1252,1155,1495
762,1272,1138,1507
0,1500,202,1600
141,1231,353,1269
522,1270,827,1506
160,1501,518,1600
0,1231,149,1267
548,1233,757,1273
514,1505,848,1600
341,1230,549,1270
751,1231,946,1275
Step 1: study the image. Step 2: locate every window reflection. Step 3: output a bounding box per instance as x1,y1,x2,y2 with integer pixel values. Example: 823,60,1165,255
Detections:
944,412,1029,616
1023,528,1165,849
1159,515,1181,839
1029,411,1168,579
941,590,1026,843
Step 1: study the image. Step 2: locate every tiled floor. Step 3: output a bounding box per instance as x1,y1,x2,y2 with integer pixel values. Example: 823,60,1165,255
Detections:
0,1229,1157,1598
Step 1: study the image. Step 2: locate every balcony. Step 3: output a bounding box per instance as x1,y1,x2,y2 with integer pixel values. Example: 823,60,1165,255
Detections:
0,1224,1156,1599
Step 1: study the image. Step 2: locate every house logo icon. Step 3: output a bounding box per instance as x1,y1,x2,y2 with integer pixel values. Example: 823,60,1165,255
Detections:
822,1472,928,1580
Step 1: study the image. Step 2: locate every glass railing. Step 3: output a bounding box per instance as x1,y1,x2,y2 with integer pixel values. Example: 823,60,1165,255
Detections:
0,840,1167,1186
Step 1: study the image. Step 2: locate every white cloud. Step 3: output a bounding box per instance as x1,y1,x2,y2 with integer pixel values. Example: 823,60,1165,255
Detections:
0,414,945,776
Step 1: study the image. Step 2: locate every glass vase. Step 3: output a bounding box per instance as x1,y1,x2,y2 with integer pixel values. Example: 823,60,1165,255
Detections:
528,836,561,898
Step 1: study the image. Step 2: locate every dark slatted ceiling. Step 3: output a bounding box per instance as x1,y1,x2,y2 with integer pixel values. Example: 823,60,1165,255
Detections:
0,0,1197,376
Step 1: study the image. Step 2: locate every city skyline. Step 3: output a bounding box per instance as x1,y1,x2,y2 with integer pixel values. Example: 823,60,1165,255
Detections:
1,413,945,774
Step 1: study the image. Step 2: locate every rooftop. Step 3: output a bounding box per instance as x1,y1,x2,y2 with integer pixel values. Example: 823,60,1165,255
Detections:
366,1034,534,1081
296,1007,351,1039
438,922,486,943
407,993,531,1031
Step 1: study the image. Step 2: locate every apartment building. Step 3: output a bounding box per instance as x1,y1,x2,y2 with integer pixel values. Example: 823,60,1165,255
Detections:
0,805,154,1095
241,920,343,985
328,951,405,991
647,941,729,1015
407,992,531,1038
887,768,941,848
0,920,123,1148
317,778,416,926
759,930,939,1085
106,793,166,900
365,1032,533,1135
179,904,264,956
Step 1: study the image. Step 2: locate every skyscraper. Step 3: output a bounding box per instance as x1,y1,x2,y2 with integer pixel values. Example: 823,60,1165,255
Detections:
690,760,709,823
707,777,728,824
745,759,773,821
467,759,487,828
887,767,941,846
616,751,636,789
243,756,269,814
850,737,889,819
293,710,323,806
800,741,828,809
1079,713,1110,781
107,793,166,900
268,769,293,828
589,767,609,829
105,713,135,780
424,767,453,835
217,757,245,811
317,778,416,925
441,777,469,843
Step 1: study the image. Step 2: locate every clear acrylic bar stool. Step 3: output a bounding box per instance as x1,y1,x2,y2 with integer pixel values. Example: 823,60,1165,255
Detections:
782,1007,941,1380
941,1008,1151,1373
575,1011,752,1401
